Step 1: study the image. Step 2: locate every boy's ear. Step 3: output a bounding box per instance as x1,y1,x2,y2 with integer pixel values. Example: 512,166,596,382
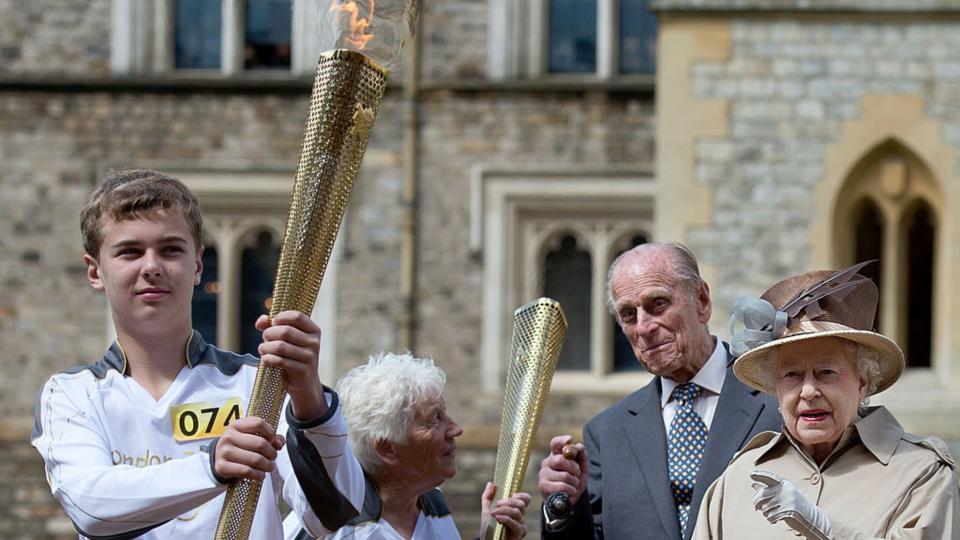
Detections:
194,246,204,286
83,254,104,290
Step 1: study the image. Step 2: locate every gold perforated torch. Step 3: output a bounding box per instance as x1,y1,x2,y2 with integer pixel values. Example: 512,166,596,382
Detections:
215,2,419,539
483,298,568,540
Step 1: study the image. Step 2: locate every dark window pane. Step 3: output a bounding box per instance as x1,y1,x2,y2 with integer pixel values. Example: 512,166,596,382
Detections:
854,200,884,328
612,324,641,371
544,235,592,370
905,203,934,368
620,0,657,74
612,234,648,372
245,0,292,69
174,0,222,69
240,231,280,356
193,245,219,345
548,0,597,73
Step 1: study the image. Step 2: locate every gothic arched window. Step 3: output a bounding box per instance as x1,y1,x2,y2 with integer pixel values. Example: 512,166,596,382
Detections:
611,233,648,372
903,201,935,368
192,243,219,344
543,234,593,370
835,141,941,371
853,199,884,324
239,229,280,356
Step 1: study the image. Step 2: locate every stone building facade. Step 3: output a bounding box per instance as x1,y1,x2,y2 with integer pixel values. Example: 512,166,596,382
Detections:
1,0,959,538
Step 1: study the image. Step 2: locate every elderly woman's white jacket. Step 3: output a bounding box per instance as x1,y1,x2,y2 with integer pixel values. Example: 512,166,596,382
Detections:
283,471,461,540
692,406,958,539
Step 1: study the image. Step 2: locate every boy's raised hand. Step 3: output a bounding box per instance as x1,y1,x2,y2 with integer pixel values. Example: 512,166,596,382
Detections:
255,311,327,422
214,416,285,482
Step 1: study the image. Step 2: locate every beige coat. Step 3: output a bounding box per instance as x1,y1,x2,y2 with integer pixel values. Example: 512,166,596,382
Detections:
692,406,958,539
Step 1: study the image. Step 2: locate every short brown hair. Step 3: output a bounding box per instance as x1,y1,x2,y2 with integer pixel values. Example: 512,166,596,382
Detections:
80,169,203,257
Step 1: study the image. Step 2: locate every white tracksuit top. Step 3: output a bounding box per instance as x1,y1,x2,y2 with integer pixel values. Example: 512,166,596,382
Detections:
31,331,364,540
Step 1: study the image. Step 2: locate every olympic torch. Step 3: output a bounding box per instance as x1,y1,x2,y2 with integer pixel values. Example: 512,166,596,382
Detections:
483,298,568,540
215,2,419,539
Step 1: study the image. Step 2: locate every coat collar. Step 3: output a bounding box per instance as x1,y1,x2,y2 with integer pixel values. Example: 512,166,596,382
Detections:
108,330,207,375
754,406,902,466
853,406,903,465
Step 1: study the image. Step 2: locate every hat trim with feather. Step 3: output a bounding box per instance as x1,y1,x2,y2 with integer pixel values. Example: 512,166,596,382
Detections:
729,262,905,395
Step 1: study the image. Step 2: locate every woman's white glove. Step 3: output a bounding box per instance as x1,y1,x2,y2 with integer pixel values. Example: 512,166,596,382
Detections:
751,470,833,540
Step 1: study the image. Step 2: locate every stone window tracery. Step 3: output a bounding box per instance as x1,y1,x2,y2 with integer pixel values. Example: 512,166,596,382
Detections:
837,142,941,370
471,165,655,393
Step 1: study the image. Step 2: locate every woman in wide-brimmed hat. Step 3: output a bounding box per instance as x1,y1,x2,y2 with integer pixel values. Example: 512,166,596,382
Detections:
692,263,958,539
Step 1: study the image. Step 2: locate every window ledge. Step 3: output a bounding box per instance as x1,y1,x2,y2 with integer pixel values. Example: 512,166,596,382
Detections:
0,73,405,95
652,0,960,15
420,76,655,95
1,73,653,96
550,371,655,395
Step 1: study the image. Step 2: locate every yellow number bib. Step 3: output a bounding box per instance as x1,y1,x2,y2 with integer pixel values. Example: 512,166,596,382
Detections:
170,398,243,442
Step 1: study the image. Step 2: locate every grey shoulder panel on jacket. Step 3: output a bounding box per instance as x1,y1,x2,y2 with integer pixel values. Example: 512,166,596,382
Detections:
31,331,256,442
187,331,259,375
419,488,452,517
31,346,126,441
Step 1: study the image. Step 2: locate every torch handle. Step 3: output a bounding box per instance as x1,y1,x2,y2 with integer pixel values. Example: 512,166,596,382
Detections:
484,298,567,540
214,49,387,540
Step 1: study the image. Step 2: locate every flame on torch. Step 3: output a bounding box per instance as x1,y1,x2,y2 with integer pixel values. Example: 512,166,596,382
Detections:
329,0,375,50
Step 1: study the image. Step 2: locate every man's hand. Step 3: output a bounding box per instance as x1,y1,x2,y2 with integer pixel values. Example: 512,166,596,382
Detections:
256,311,326,421
538,435,588,507
214,416,285,482
751,470,833,540
479,482,532,540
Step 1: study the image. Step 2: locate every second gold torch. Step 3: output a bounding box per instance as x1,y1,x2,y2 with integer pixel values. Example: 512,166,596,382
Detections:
214,49,386,540
483,298,568,540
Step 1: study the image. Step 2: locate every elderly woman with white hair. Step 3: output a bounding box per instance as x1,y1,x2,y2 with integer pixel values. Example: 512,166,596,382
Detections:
692,264,959,539
284,352,531,540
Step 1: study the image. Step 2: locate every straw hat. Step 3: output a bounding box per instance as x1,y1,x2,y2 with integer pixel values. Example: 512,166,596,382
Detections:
730,262,904,395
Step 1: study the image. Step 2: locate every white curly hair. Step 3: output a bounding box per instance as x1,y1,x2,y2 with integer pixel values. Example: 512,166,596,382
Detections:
335,352,446,476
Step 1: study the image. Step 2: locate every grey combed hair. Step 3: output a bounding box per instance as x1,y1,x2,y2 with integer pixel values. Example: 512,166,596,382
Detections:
605,241,704,317
336,352,446,476
848,342,882,405
763,340,883,406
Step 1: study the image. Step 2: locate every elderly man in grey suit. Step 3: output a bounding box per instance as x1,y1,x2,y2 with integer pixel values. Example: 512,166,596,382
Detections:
538,242,782,540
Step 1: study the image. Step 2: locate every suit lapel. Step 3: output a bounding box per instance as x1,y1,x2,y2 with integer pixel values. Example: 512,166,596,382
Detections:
623,378,682,540
685,356,768,539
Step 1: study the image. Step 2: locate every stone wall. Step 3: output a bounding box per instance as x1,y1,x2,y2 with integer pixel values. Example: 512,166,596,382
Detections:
687,17,960,314
420,0,488,80
678,15,960,452
0,0,110,75
412,89,656,424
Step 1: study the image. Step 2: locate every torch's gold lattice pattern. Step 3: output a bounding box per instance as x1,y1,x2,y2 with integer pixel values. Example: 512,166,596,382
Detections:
215,49,387,540
484,298,567,540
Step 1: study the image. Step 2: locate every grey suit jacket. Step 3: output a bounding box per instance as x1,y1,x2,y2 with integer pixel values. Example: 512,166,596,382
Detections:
542,348,782,540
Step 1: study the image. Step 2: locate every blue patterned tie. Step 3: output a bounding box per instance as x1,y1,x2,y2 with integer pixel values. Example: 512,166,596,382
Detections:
667,382,708,536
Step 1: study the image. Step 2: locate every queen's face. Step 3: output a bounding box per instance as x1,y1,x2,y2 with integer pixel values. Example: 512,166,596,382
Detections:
775,337,867,463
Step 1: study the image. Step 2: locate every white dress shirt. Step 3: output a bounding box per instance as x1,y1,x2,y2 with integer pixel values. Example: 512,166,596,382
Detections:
660,337,727,433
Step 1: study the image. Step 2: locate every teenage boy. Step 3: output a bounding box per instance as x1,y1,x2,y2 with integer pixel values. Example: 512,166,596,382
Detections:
31,169,364,539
